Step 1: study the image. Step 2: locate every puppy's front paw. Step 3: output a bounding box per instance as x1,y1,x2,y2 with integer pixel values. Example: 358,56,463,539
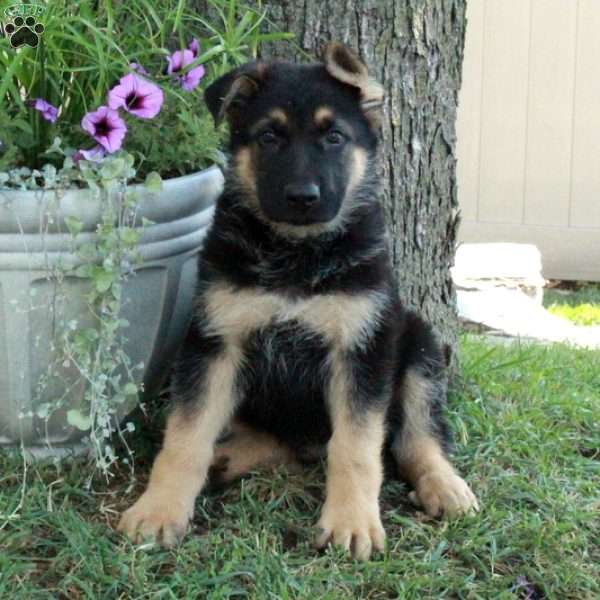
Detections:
316,500,385,560
409,470,479,518
117,491,193,547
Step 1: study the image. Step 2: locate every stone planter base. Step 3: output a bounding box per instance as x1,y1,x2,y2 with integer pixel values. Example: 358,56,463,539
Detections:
0,167,223,449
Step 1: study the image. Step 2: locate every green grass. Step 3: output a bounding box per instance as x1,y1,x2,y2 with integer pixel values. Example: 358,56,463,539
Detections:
1,336,599,598
544,283,600,326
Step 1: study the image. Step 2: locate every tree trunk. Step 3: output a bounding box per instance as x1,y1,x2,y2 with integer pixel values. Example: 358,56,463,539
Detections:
259,0,466,362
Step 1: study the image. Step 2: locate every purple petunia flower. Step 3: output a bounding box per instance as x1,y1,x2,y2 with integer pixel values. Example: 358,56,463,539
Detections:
73,145,106,163
166,48,205,91
188,38,200,57
28,98,59,123
107,73,164,119
81,106,127,153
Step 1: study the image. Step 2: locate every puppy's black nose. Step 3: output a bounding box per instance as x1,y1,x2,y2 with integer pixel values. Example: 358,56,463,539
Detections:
285,183,320,208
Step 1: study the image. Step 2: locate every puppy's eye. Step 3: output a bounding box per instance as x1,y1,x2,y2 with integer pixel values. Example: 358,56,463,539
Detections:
325,130,345,145
258,130,278,146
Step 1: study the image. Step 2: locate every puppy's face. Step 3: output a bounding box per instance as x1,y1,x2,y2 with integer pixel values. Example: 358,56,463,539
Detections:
205,44,383,233
242,96,369,227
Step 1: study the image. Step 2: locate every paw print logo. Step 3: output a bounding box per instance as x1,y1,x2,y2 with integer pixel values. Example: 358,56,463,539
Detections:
4,15,44,48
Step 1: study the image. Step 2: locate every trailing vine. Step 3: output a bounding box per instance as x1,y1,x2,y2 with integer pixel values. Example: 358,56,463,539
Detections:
3,146,161,478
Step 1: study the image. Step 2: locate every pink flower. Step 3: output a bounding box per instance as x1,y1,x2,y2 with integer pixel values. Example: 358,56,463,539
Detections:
188,38,199,57
166,49,192,74
81,106,127,153
166,48,205,91
73,145,106,162
108,73,164,119
28,98,58,123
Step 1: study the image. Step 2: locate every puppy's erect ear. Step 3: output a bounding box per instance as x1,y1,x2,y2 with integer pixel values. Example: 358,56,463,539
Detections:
323,42,384,127
204,62,264,127
323,42,369,88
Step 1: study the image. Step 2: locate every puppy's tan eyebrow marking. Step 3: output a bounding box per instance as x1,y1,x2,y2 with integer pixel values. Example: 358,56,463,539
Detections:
314,109,353,140
314,106,335,127
269,108,288,124
250,108,288,136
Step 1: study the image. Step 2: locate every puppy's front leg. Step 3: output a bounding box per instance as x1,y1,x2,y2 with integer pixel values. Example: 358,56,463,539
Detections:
316,353,387,560
118,338,241,546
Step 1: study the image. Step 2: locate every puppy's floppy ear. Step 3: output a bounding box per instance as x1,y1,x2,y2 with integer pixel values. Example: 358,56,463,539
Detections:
323,42,384,127
204,62,264,127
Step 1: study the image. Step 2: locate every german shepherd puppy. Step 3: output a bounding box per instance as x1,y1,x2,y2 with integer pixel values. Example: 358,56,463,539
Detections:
118,43,478,560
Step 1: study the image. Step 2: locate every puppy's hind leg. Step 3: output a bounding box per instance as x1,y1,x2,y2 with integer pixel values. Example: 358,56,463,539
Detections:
118,327,242,546
209,420,300,487
391,315,478,518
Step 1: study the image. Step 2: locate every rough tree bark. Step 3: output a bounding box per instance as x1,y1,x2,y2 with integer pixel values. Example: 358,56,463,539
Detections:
258,0,466,360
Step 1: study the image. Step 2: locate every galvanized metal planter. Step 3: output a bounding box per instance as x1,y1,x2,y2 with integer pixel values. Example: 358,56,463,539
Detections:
0,167,222,451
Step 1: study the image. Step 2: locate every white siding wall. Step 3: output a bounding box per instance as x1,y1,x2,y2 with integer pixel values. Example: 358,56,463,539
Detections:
457,0,600,281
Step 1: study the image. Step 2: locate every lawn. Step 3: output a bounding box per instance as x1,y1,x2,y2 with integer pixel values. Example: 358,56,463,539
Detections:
1,336,599,599
544,283,600,326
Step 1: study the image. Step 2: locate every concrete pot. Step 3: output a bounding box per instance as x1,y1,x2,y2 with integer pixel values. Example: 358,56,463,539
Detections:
0,167,222,450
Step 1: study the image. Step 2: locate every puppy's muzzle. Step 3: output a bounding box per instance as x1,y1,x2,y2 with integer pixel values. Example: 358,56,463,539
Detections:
285,183,321,210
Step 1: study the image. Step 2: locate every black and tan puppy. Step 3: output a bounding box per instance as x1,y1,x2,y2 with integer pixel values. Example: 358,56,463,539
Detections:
118,43,478,560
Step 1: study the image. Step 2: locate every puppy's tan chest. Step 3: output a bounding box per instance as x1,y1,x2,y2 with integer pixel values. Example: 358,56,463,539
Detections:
203,283,385,349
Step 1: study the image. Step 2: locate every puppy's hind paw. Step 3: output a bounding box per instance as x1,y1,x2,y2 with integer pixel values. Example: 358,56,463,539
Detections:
409,470,479,518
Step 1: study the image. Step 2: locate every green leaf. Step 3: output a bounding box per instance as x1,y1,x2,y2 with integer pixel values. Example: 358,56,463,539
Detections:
100,157,126,180
67,409,92,431
144,171,162,193
75,264,93,278
65,216,83,237
124,190,138,205
121,227,139,246
11,119,34,135
36,403,52,419
95,271,113,293
123,152,135,169
100,178,118,191
123,383,138,396
44,137,65,156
